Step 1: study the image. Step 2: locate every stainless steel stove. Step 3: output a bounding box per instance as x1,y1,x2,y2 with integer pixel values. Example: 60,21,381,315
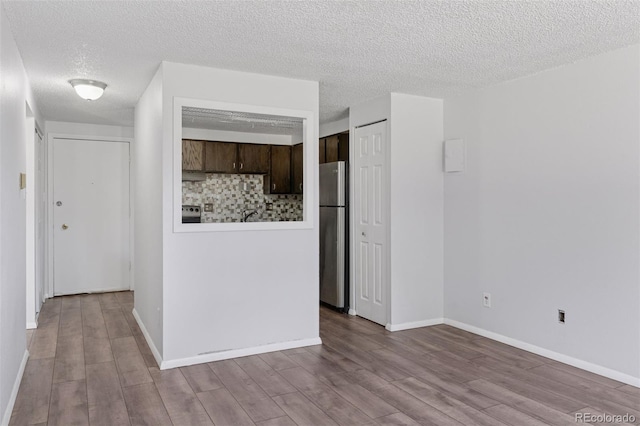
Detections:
182,205,201,223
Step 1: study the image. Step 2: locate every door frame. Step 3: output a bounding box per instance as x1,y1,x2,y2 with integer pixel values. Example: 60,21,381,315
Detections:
46,133,134,299
26,123,45,329
35,128,46,311
348,120,391,325
25,110,44,329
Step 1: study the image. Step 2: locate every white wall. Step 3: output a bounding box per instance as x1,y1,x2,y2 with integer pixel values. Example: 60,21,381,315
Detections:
46,120,134,139
320,116,349,138
160,63,319,364
349,96,390,130
349,94,444,329
0,5,42,423
389,94,444,326
133,67,164,356
444,44,640,382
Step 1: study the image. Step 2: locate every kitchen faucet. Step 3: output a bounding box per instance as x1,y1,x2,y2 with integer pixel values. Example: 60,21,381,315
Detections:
242,209,259,222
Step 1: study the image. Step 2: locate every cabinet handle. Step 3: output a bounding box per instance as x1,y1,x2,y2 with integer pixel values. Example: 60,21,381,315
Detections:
240,163,243,170
299,183,302,190
273,183,276,191
233,162,236,169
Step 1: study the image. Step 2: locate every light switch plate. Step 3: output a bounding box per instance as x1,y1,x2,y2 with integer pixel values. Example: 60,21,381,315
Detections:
444,139,465,173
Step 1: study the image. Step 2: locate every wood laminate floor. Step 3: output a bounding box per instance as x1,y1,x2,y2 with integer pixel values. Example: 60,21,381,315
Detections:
10,292,640,425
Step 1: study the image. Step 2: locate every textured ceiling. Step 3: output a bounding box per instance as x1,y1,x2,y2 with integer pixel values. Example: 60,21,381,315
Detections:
2,1,639,127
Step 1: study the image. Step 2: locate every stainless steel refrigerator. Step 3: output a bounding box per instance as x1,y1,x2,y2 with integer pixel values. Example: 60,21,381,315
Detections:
319,161,348,309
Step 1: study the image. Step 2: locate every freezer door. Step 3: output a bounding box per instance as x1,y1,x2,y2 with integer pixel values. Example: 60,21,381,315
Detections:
320,206,345,308
319,161,346,207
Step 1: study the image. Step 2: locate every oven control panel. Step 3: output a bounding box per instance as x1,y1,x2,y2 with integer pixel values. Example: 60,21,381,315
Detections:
182,205,201,223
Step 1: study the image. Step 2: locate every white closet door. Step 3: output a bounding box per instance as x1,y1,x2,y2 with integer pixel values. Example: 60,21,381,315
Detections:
353,121,387,325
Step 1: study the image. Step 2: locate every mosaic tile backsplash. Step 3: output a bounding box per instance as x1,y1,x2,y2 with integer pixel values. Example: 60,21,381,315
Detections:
183,173,303,222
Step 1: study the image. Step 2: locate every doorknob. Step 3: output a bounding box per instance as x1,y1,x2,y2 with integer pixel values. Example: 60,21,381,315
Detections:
361,231,367,238
61,224,69,230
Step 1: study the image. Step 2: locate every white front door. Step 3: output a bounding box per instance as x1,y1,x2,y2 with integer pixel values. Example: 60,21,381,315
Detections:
353,121,388,325
53,138,130,295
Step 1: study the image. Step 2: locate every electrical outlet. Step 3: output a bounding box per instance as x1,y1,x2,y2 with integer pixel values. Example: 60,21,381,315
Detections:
265,203,273,211
204,203,213,212
558,309,565,324
483,292,492,308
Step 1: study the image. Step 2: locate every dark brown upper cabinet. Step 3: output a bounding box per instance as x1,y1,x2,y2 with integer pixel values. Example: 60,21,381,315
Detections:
204,141,237,173
338,133,349,161
237,144,270,174
319,138,326,164
269,145,292,194
318,132,349,164
182,139,204,171
325,135,339,163
292,143,303,194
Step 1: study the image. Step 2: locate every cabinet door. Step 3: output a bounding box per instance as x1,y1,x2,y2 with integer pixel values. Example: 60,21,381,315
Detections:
182,140,204,171
238,144,270,174
270,145,292,194
325,135,339,163
204,141,237,173
319,138,326,164
292,143,303,194
338,133,349,161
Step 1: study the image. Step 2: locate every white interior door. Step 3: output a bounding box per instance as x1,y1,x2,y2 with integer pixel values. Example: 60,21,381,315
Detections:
353,121,387,325
53,138,130,295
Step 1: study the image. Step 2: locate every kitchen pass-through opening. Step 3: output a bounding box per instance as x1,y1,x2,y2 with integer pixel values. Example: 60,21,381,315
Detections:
173,98,316,232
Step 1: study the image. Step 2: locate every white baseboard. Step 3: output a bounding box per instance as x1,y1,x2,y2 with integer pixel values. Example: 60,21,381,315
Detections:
132,308,321,371
386,318,444,332
2,350,29,426
444,318,640,388
348,308,356,316
132,308,163,369
160,337,323,370
26,322,37,330
53,287,130,297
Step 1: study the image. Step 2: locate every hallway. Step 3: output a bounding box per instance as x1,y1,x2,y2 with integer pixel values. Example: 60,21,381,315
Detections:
10,292,640,425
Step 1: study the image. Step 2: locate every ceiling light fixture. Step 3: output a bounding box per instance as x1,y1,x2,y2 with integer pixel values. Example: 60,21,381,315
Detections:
69,79,107,101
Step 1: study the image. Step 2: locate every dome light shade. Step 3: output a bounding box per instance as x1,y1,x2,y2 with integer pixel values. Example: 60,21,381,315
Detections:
69,79,107,101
